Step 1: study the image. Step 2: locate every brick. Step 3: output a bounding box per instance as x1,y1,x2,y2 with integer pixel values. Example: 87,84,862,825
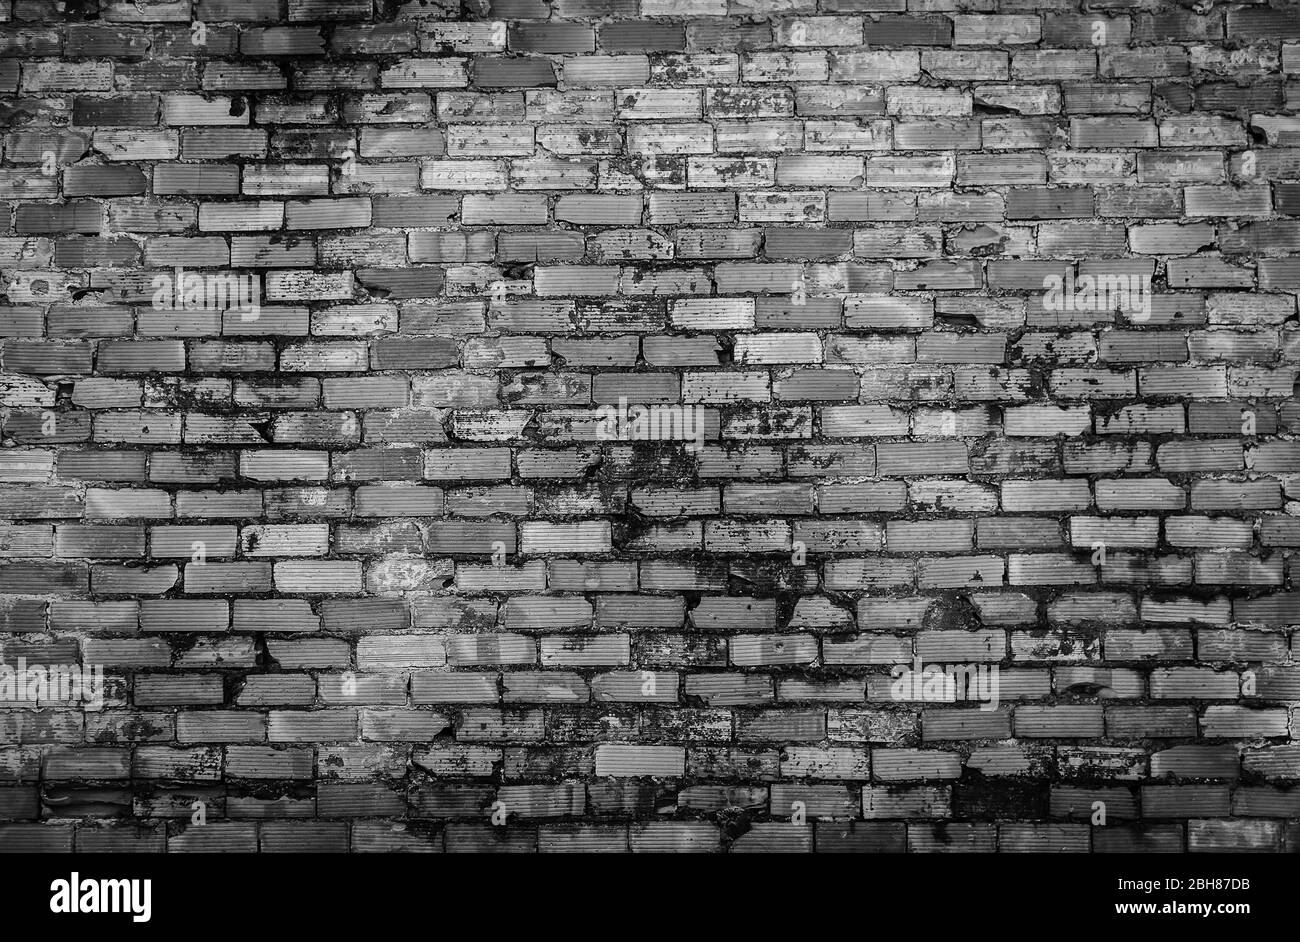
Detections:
0,0,1289,859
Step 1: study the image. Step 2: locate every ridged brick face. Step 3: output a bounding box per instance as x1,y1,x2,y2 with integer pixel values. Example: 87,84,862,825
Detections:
1,0,1299,856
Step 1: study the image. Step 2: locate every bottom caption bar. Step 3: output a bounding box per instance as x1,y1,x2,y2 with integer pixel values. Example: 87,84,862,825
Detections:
6,853,1279,930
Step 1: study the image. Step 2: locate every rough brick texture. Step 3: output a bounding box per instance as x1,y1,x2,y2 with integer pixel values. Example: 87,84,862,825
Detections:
1,0,1299,855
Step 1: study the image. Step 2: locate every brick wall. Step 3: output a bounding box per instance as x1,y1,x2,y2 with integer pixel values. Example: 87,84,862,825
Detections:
1,0,1299,854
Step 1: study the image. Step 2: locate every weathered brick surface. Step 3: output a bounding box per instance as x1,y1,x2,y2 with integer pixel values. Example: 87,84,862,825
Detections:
0,0,1298,854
